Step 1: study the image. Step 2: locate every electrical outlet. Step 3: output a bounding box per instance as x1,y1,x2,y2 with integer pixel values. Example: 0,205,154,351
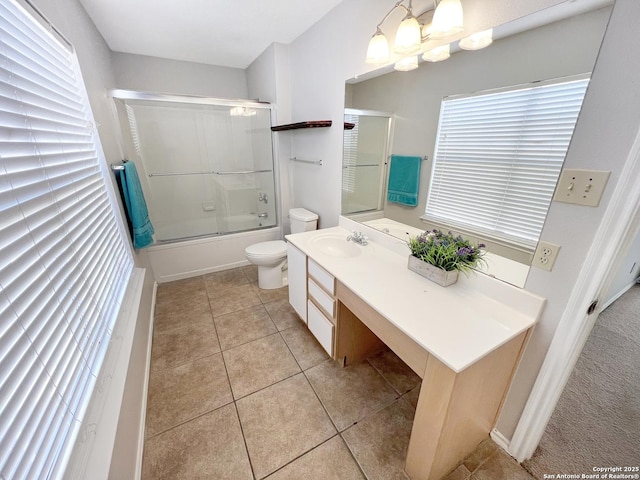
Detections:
533,241,561,271
553,169,610,207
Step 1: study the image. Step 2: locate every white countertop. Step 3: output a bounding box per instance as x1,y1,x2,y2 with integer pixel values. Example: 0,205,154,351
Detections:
286,224,544,373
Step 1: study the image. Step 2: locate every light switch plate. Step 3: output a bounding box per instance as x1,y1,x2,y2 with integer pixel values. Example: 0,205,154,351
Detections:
553,169,610,207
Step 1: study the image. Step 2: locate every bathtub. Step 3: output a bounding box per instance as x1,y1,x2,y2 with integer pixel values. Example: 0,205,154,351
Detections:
146,226,280,283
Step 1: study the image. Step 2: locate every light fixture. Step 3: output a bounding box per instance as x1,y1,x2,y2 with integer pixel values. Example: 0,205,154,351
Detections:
422,44,450,62
393,9,421,55
459,28,493,50
366,27,390,64
394,55,419,71
365,0,487,70
230,106,256,117
365,0,422,64
430,0,463,39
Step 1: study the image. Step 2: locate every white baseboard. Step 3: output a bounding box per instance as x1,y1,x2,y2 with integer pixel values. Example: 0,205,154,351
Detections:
490,428,511,452
156,259,250,283
601,279,638,311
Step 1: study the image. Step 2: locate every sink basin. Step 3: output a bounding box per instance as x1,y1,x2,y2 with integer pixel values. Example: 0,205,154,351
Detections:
308,232,364,258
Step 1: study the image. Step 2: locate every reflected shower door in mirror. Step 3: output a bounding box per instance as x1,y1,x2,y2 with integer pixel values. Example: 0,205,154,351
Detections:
342,109,392,216
343,2,613,287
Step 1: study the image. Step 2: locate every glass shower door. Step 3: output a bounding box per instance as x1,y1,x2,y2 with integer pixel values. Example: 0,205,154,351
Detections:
342,109,392,215
113,94,277,243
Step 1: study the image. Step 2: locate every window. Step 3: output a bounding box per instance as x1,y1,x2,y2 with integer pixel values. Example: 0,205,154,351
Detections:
0,1,133,478
424,76,589,249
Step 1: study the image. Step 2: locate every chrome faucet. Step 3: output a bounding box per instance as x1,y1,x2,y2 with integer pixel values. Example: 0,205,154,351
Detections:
346,231,368,246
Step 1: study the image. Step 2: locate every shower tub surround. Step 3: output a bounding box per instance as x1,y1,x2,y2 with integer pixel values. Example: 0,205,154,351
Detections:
285,216,545,480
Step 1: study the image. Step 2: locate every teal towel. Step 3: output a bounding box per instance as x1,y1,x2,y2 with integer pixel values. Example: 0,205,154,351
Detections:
118,161,154,249
387,155,421,206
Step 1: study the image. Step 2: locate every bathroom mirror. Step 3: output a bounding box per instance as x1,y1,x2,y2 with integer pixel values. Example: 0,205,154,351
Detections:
342,1,613,287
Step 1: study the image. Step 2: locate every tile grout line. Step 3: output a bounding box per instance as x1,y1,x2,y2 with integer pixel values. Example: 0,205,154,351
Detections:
269,325,367,477
257,433,345,480
366,356,413,397
213,305,278,353
338,430,372,480
144,400,235,441
151,270,409,479
207,271,256,479
207,270,259,480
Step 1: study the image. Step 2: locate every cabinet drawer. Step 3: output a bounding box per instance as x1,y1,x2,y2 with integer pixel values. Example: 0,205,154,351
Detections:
287,242,307,323
308,278,335,320
307,300,334,356
308,259,335,294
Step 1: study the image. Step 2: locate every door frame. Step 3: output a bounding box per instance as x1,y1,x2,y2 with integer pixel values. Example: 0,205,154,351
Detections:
507,125,640,461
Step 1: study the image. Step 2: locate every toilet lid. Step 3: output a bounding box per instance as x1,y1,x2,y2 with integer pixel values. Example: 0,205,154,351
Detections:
245,240,287,257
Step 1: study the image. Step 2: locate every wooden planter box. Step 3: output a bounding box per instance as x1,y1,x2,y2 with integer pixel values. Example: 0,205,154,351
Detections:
407,255,459,287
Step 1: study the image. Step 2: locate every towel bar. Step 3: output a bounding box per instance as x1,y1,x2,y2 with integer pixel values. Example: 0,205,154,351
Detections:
290,157,323,166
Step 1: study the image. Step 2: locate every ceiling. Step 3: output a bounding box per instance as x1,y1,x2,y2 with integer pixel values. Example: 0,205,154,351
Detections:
78,0,346,69
79,0,613,71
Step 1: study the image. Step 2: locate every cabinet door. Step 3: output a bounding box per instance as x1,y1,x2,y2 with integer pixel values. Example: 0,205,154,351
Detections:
307,300,334,356
287,242,307,323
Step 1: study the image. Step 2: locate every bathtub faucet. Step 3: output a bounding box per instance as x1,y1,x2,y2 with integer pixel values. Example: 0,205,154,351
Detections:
258,193,268,204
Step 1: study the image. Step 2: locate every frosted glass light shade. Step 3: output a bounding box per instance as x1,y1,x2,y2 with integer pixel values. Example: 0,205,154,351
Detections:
459,29,493,50
431,0,463,39
394,55,419,72
393,15,421,55
366,31,390,64
422,44,450,62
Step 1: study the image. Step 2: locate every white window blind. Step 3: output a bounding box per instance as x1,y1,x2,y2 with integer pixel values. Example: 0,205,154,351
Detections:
425,76,589,249
0,1,133,479
342,112,359,193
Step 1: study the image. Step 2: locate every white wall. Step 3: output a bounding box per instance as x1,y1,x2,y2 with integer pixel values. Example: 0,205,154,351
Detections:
497,0,640,437
285,0,569,230
112,52,248,98
284,0,640,446
247,43,295,233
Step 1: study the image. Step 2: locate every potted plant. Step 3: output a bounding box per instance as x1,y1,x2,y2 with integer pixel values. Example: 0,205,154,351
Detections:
407,229,486,286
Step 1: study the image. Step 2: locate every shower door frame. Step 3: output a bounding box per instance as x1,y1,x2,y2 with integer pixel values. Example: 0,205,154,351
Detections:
342,108,394,216
109,89,281,241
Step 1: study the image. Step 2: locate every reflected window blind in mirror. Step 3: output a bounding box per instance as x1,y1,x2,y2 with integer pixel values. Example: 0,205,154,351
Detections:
342,113,359,193
425,76,589,250
0,0,134,478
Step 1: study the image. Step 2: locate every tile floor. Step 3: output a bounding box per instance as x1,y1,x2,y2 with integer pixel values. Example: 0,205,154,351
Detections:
142,265,536,480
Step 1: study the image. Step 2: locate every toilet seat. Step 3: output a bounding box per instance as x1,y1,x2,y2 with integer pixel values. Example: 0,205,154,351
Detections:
245,240,287,258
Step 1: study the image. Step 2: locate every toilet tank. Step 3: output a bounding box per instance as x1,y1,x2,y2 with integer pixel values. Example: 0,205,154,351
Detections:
289,208,318,233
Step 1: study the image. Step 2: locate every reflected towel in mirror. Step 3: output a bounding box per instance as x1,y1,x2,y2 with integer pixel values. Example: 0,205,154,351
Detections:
387,155,421,206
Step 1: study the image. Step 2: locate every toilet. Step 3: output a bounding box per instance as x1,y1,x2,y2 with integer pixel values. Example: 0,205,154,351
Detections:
245,208,318,289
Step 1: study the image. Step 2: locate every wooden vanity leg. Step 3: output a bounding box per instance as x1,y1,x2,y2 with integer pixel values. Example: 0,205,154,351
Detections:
405,331,528,480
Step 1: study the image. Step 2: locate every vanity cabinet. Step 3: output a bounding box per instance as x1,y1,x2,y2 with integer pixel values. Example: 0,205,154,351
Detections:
287,242,307,323
307,300,334,356
286,244,337,355
286,225,544,480
307,259,337,356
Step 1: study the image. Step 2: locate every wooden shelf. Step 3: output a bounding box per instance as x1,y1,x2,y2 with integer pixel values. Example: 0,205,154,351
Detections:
271,120,332,131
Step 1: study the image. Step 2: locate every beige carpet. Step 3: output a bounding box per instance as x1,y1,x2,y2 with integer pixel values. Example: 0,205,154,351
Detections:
524,284,640,477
